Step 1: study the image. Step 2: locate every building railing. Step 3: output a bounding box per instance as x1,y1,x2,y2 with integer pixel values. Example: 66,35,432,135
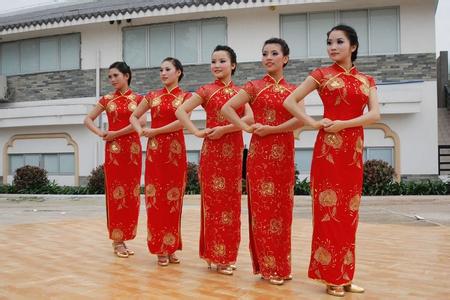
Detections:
438,145,450,175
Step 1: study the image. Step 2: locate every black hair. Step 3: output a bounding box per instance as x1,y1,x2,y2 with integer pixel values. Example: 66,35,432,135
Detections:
162,57,184,82
327,24,359,62
262,37,290,67
109,61,132,85
213,45,238,75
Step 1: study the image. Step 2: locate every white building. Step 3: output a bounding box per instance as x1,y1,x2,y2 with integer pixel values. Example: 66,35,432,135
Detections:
0,0,441,186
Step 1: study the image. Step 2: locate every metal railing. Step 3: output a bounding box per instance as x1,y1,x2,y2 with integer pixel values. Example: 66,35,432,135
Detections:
438,145,450,174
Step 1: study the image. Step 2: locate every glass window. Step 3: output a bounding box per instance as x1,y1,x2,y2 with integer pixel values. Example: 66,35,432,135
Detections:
60,34,80,70
9,155,24,175
59,153,75,174
149,24,172,67
123,27,147,68
309,12,335,57
187,151,200,164
201,19,227,63
175,21,199,64
295,148,314,174
369,8,399,54
1,42,20,75
40,37,59,71
20,39,40,73
44,154,59,174
281,14,308,58
24,154,40,167
366,147,394,166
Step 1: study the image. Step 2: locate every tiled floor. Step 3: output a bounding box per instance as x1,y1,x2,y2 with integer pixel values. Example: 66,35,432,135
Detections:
0,196,449,299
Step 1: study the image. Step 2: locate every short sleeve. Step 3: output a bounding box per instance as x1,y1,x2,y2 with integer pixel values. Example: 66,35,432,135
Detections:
309,68,323,85
242,81,256,102
97,96,108,108
367,76,377,89
194,86,207,101
183,91,192,102
144,92,155,107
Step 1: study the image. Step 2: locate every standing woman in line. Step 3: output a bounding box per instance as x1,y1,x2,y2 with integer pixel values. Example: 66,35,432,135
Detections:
283,25,380,297
84,61,145,258
176,45,252,275
130,57,190,266
222,38,303,285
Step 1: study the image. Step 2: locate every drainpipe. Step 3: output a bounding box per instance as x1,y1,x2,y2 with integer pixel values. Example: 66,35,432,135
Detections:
95,49,101,167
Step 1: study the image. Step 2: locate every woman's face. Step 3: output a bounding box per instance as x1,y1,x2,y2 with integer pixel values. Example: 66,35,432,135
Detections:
262,43,288,74
326,30,356,63
210,50,235,80
160,60,181,87
108,68,129,90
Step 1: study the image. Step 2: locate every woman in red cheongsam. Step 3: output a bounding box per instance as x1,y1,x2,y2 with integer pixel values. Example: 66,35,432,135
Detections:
130,57,190,266
85,62,145,258
176,45,252,275
284,25,380,297
222,38,303,285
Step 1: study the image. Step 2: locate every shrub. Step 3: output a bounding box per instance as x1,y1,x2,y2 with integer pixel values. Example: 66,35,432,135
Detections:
363,160,396,195
87,165,105,194
186,162,200,194
13,165,49,192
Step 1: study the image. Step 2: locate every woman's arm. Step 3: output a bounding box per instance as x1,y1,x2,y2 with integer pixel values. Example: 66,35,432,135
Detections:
221,90,253,133
175,94,209,138
130,99,149,136
84,104,106,137
324,88,380,133
207,103,254,140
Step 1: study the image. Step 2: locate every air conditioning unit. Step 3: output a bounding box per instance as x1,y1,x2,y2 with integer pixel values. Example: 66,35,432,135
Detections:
0,75,7,100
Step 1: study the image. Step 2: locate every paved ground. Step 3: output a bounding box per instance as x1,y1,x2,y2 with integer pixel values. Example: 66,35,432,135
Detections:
0,194,449,299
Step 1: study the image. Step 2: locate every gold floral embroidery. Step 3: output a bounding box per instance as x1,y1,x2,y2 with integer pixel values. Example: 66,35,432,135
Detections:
110,142,121,153
106,102,117,112
270,144,284,160
314,246,332,265
260,182,275,196
327,77,345,91
148,138,158,150
264,109,276,123
221,211,233,225
130,142,140,154
269,218,282,235
222,143,233,158
248,143,256,158
145,184,156,197
216,111,226,123
113,186,125,199
172,96,183,108
355,137,363,153
272,84,286,93
151,97,161,107
111,229,124,241
344,250,354,265
223,87,236,95
352,136,364,168
212,176,226,191
213,243,226,257
349,194,361,211
319,189,337,207
170,140,182,154
127,94,136,101
133,184,141,197
324,133,343,149
128,102,137,112
263,255,276,268
360,84,369,96
163,233,176,246
167,187,180,202
104,94,114,100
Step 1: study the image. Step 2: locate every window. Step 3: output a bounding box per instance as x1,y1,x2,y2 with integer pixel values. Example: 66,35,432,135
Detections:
0,34,80,75
187,151,200,164
9,153,75,175
281,7,399,58
123,18,226,68
364,147,394,166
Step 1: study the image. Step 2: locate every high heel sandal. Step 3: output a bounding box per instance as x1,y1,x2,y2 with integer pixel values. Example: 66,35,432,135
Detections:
123,242,134,255
216,264,233,275
168,253,180,264
112,242,129,258
269,276,284,285
326,285,345,297
157,255,169,266
344,284,365,293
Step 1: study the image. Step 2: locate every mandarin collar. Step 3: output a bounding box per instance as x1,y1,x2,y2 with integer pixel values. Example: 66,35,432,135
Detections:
264,74,285,85
333,63,357,74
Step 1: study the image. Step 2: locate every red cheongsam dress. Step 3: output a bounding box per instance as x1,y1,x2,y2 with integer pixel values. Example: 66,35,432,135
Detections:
144,86,190,255
195,80,244,266
97,89,143,242
307,63,376,286
242,75,297,280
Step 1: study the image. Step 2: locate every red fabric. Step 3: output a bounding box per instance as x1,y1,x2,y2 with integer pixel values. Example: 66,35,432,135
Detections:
243,75,297,279
98,89,143,242
308,63,376,285
197,80,244,265
144,86,190,255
